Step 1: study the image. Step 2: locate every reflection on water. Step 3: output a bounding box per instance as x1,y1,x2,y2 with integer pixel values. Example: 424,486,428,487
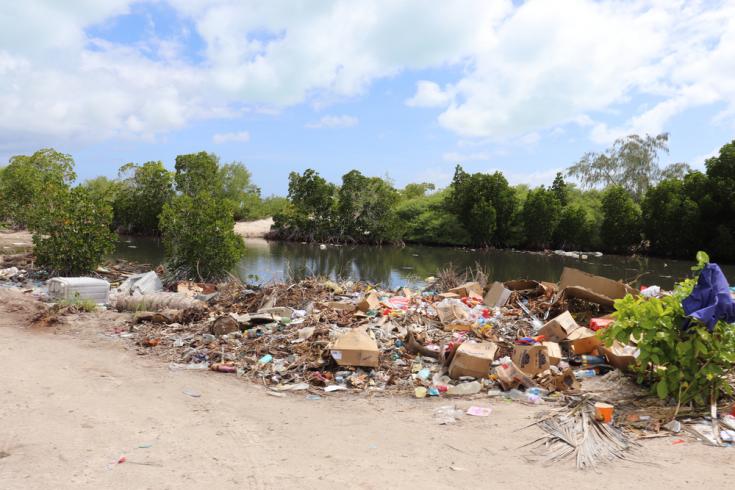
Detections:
113,236,735,290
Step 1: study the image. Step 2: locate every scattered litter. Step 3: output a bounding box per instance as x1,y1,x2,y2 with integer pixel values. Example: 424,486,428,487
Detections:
466,406,492,417
182,388,201,398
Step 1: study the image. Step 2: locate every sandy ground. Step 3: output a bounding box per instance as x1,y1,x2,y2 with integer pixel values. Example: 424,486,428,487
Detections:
0,229,33,254
0,289,733,489
234,218,274,238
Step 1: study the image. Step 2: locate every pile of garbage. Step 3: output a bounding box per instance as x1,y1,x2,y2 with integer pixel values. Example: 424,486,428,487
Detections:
94,266,646,400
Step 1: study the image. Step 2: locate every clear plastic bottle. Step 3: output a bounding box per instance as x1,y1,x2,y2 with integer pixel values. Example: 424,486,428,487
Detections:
446,381,482,396
575,369,597,378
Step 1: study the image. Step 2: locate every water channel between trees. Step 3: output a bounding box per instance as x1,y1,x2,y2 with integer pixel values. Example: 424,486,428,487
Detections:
113,236,735,290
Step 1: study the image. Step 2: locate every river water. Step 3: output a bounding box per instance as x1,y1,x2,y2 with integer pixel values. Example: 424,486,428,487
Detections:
113,236,735,290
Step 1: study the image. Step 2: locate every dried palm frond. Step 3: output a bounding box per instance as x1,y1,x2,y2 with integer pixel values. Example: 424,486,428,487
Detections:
523,399,642,470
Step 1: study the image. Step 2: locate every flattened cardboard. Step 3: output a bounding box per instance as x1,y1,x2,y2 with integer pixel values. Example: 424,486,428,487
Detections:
357,292,381,312
504,279,540,291
538,311,580,342
448,282,483,298
566,327,603,355
484,281,511,307
557,267,636,308
600,341,639,370
511,344,550,376
448,342,498,379
542,341,562,365
494,360,538,390
330,328,379,368
324,301,357,313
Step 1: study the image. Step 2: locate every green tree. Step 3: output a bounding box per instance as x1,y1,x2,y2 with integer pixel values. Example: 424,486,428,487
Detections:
702,140,735,262
642,178,700,258
82,176,122,209
553,204,594,250
551,172,569,206
159,192,245,282
114,161,174,235
32,186,116,275
568,133,689,201
394,190,471,246
521,186,561,249
273,169,338,241
337,170,400,243
174,152,221,196
218,162,261,221
0,148,76,227
601,185,642,253
401,182,435,200
445,165,518,247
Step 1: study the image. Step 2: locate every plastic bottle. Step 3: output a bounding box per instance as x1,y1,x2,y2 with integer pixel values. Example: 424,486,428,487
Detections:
575,369,597,378
446,381,482,396
570,355,606,367
507,388,544,404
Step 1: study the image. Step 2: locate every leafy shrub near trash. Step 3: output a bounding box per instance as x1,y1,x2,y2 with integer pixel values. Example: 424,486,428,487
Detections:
3,250,735,467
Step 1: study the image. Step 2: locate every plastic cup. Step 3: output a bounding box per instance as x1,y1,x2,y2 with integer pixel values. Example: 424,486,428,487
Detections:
594,402,614,423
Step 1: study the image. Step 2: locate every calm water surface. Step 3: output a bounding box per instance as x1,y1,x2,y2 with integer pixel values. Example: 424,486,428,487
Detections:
113,237,735,290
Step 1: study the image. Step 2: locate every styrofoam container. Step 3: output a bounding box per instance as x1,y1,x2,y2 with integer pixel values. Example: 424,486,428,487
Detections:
48,277,110,304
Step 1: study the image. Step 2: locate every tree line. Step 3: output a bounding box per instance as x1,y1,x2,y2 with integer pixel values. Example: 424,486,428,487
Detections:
0,151,271,280
1,134,733,281
272,134,735,263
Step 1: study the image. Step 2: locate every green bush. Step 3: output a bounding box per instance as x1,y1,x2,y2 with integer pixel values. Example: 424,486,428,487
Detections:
159,191,245,282
601,252,735,408
32,186,116,275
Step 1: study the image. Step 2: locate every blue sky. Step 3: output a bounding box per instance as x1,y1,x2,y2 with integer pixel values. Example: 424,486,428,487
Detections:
2,1,734,195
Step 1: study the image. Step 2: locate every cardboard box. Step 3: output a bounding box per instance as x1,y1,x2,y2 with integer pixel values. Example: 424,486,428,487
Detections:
542,341,562,365
553,368,580,391
448,341,498,379
357,292,381,312
484,281,511,307
557,267,637,308
448,281,483,298
538,311,580,342
438,292,460,299
600,341,639,370
494,360,537,390
511,344,550,376
566,327,603,355
330,328,379,368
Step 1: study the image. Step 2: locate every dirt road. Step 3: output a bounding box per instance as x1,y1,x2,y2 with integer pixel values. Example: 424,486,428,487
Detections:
0,291,732,489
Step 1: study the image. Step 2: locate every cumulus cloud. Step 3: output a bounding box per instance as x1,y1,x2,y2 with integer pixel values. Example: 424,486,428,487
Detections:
405,81,452,107
1,0,735,154
213,130,250,144
305,115,358,129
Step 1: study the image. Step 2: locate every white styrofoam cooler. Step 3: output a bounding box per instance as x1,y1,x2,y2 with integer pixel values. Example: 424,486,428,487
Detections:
48,277,110,304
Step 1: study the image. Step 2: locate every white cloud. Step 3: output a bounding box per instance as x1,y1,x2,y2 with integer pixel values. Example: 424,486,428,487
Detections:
305,115,359,129
213,130,250,144
2,0,735,154
405,81,452,107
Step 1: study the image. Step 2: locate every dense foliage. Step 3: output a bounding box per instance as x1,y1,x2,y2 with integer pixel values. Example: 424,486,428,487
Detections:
32,186,116,275
601,252,735,408
114,161,174,235
0,148,76,228
159,152,246,281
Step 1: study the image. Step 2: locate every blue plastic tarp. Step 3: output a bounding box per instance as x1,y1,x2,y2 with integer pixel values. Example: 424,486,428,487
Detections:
682,263,735,331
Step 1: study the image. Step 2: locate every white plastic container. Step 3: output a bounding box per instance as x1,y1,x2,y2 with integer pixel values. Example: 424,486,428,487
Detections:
48,277,110,304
